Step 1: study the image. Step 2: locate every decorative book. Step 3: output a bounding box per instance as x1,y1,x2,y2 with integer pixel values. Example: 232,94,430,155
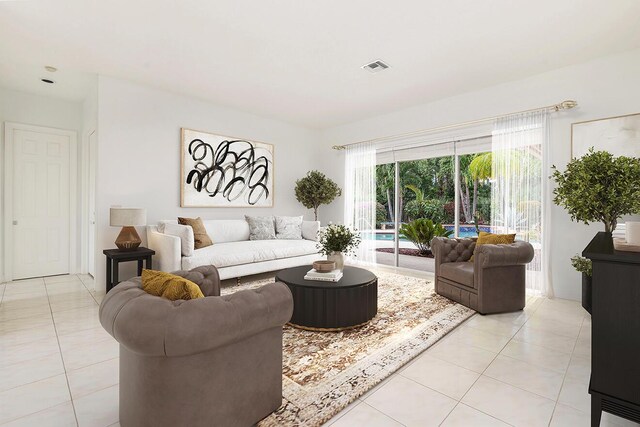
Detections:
304,269,343,282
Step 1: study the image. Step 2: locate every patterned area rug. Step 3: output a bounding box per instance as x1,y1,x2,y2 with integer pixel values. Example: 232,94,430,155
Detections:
221,269,474,426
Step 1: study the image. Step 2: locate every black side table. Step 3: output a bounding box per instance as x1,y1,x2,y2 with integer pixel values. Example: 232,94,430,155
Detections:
103,247,155,292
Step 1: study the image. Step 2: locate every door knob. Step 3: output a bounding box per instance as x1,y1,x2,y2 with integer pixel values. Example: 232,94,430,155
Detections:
12,220,18,225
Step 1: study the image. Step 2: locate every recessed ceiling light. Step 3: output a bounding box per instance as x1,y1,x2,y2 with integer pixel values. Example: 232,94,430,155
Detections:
44,65,57,72
41,78,55,84
362,60,390,73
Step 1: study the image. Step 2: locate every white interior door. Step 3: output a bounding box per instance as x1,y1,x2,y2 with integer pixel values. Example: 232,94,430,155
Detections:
7,125,74,280
88,130,97,277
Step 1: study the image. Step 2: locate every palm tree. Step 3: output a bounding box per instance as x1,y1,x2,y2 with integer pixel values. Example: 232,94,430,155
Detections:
376,164,395,222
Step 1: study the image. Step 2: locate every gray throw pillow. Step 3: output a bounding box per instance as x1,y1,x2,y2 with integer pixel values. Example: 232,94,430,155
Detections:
245,215,276,240
275,216,303,240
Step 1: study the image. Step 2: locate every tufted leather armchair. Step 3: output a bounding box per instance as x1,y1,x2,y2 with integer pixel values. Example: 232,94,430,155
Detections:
431,237,534,314
99,265,293,427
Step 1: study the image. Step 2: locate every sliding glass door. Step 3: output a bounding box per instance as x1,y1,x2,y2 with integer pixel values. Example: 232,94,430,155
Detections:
374,137,492,272
374,163,397,266
396,156,455,270
456,152,492,238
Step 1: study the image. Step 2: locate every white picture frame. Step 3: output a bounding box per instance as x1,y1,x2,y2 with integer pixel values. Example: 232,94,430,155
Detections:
571,112,640,159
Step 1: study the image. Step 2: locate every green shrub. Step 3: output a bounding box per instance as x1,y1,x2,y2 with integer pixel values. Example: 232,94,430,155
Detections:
404,199,447,223
399,219,453,255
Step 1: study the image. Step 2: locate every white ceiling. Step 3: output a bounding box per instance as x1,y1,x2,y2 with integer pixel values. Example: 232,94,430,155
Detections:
1,0,640,128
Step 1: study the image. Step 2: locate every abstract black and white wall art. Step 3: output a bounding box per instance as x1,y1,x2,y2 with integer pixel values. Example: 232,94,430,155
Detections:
181,128,274,207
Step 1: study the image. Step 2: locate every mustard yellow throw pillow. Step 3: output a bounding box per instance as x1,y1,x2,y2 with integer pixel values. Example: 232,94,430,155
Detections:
470,231,516,261
141,269,204,301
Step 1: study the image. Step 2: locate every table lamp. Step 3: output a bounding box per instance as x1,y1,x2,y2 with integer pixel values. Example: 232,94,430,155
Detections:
110,207,147,250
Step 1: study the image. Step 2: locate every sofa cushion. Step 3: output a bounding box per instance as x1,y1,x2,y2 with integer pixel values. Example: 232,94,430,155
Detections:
275,216,303,240
182,239,318,271
245,215,276,240
203,220,250,243
141,270,204,300
178,217,213,249
439,262,475,288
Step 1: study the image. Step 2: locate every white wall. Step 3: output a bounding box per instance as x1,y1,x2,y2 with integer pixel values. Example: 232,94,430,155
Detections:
321,48,640,301
95,76,327,291
80,78,98,281
0,87,83,281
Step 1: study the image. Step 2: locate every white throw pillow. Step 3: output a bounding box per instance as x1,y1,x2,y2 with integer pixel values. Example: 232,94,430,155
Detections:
162,223,195,257
302,221,320,241
275,216,303,240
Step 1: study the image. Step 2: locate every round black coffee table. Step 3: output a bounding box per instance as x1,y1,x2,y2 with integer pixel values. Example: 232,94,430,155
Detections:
275,265,378,331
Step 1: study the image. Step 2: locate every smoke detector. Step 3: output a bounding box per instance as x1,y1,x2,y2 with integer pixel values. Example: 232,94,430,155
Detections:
362,60,390,73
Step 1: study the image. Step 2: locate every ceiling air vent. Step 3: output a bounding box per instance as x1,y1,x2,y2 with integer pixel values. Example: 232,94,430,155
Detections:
362,60,390,73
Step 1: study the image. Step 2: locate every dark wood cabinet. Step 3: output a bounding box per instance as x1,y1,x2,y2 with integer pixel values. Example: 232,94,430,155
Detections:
583,232,640,426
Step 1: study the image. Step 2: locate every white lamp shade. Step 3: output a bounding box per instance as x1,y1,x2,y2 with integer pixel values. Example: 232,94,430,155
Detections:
110,208,147,227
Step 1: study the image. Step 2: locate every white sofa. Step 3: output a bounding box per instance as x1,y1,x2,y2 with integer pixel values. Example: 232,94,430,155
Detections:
146,219,321,280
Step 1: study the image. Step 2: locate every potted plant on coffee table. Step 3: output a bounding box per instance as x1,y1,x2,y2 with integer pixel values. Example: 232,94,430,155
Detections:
317,224,361,271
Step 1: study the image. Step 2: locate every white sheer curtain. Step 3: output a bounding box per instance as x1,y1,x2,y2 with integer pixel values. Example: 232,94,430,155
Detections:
344,141,376,265
491,111,551,296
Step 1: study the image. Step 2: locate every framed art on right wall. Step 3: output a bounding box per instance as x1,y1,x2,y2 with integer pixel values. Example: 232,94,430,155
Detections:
572,112,640,158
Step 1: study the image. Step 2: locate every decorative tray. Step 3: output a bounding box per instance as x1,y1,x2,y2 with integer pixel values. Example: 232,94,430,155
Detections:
613,238,640,253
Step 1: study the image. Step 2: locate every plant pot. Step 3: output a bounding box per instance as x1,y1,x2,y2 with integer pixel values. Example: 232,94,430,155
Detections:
327,251,345,271
582,273,592,315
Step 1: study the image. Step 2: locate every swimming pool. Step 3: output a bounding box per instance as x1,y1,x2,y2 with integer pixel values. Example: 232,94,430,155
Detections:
374,225,491,240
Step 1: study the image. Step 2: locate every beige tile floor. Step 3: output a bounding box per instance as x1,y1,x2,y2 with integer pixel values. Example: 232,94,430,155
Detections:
0,272,637,427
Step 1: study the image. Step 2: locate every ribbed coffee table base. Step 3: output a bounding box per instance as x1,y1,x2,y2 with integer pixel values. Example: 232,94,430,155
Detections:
276,266,378,331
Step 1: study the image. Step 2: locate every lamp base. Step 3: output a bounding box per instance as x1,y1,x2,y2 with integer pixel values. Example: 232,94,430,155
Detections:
115,226,142,251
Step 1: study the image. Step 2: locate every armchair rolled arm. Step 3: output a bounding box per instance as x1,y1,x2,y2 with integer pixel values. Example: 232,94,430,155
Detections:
474,241,534,268
172,265,221,297
100,281,293,357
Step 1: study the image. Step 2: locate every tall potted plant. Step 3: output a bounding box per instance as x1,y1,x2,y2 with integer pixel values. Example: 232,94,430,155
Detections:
551,149,640,233
294,171,342,221
552,149,640,310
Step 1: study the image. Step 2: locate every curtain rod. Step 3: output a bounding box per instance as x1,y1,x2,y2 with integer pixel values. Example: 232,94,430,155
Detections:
331,100,577,150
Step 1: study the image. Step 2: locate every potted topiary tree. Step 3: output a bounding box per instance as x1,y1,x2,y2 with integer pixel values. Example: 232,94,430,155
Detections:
552,148,640,311
551,148,640,233
294,171,342,221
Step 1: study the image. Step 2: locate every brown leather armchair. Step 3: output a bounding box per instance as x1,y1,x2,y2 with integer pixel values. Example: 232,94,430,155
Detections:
431,237,534,314
99,265,293,427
